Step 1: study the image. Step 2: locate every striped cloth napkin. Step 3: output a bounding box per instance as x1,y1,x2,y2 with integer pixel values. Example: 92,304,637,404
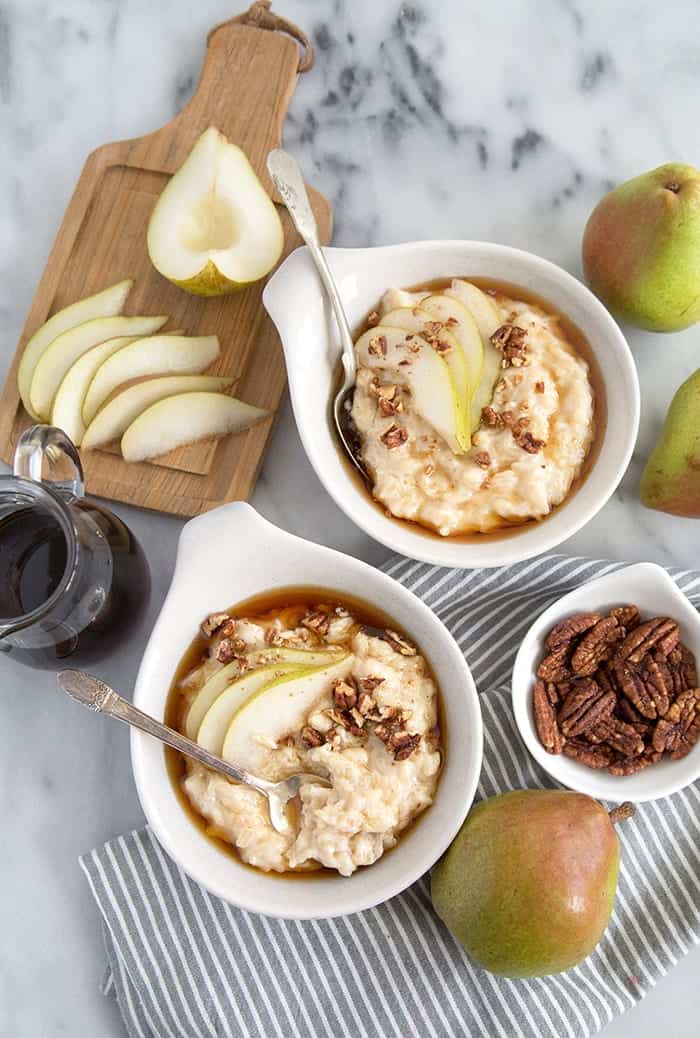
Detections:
81,554,700,1038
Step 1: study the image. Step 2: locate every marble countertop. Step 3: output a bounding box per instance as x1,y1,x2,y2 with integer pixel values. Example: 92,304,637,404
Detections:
1,1,699,1034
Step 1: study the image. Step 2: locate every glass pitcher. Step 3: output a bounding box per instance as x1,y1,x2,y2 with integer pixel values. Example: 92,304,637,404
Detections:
0,426,150,669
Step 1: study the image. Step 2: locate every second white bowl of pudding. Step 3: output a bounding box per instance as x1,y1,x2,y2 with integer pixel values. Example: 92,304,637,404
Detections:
264,240,639,568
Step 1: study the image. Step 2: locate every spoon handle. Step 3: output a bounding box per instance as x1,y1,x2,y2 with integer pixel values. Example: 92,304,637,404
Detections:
57,669,258,789
266,148,357,380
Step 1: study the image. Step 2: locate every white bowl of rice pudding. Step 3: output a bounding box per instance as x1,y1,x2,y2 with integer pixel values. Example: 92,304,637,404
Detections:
132,503,482,919
264,241,640,568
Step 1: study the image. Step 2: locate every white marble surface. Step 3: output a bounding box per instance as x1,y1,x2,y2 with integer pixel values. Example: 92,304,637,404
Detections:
1,1,699,1034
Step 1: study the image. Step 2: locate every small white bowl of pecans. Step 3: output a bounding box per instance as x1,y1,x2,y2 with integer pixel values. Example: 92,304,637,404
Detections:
512,563,700,802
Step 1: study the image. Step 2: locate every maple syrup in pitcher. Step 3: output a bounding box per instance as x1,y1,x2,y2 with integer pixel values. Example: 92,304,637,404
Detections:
0,426,149,669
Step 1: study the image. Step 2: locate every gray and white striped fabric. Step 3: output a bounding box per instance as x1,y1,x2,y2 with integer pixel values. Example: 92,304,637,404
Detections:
81,554,700,1038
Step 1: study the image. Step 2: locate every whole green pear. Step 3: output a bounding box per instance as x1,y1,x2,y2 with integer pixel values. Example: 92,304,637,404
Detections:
582,163,700,331
641,368,700,515
431,790,620,977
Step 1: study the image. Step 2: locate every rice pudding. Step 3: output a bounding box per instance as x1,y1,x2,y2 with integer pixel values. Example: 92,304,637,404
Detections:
169,595,442,877
351,279,596,535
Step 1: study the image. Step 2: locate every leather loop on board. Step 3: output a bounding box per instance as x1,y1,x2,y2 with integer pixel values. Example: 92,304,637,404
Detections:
208,1,314,72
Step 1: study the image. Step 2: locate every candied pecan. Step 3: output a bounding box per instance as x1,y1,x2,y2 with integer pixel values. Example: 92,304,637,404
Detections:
301,726,325,748
593,718,644,758
533,680,565,753
384,630,417,656
201,612,231,638
357,690,378,716
392,732,422,761
609,749,662,776
356,675,384,695
302,610,330,636
571,615,620,676
618,617,679,664
474,451,491,469
612,659,657,719
638,651,672,717
561,686,616,738
332,678,357,711
546,612,601,650
608,802,636,823
535,381,545,393
380,424,408,449
515,430,546,453
596,665,617,697
652,688,700,758
679,644,698,690
611,605,640,629
367,334,388,357
537,642,572,682
349,707,366,730
215,638,239,664
563,741,614,769
379,396,401,417
545,681,560,706
617,695,651,729
490,323,528,367
558,677,600,729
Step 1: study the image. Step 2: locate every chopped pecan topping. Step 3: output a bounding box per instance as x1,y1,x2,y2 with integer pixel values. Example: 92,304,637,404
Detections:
357,675,384,695
384,629,417,656
366,310,380,327
391,731,422,761
490,323,528,367
215,638,239,664
534,680,565,753
368,334,388,357
301,726,325,748
535,381,545,393
379,396,401,417
368,378,397,401
474,450,491,469
201,612,231,638
301,610,330,636
380,424,408,449
357,690,378,716
481,406,499,427
332,678,357,711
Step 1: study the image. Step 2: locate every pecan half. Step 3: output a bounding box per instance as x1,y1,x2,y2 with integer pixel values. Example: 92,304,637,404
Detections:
571,616,620,676
592,718,644,758
679,645,699,690
537,642,572,682
559,683,616,738
638,651,672,717
608,748,662,776
618,617,679,664
612,659,657,719
534,680,565,753
563,741,614,769
545,612,601,650
611,605,640,629
652,688,700,759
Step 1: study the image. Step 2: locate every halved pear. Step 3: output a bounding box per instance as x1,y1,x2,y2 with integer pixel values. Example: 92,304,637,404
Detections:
186,646,344,740
196,664,311,753
446,280,503,430
82,334,220,424
29,314,167,420
147,126,284,296
51,336,141,445
420,294,484,392
17,279,132,418
381,307,471,408
355,325,470,453
221,654,354,771
82,375,235,450
121,392,269,463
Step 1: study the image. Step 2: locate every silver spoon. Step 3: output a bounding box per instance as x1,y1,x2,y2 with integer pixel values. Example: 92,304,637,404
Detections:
266,147,368,480
57,669,330,835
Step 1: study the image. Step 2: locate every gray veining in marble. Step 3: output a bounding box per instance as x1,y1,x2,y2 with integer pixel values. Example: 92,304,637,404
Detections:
1,1,699,1034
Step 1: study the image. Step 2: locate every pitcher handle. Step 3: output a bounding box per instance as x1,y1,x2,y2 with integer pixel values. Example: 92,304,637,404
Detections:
13,425,85,501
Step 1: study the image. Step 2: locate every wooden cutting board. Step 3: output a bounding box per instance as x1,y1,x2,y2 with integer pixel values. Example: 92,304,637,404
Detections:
0,1,332,516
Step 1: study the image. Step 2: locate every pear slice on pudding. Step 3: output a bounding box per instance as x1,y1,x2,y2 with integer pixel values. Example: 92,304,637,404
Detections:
82,334,220,425
381,307,471,408
120,392,269,463
28,314,168,421
355,325,470,453
221,654,353,772
446,280,504,430
419,294,484,393
186,647,344,740
195,663,309,753
147,126,284,296
17,279,133,419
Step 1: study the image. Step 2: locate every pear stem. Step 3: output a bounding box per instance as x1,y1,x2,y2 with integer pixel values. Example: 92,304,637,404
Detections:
608,802,636,825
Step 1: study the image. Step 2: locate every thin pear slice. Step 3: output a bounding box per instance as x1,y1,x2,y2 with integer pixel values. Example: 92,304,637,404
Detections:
82,375,235,450
17,279,132,418
355,325,470,452
446,280,504,429
147,126,284,296
221,654,354,771
29,314,168,420
196,663,310,752
121,392,269,463
51,336,140,445
420,294,484,393
381,307,471,407
82,334,220,424
187,647,345,740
